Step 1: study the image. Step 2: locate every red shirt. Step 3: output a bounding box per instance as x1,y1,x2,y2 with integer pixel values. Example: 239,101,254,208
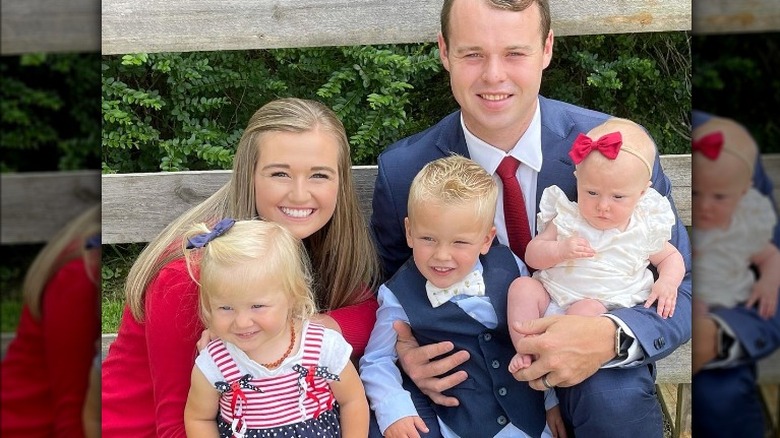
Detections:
101,258,377,437
1,258,100,438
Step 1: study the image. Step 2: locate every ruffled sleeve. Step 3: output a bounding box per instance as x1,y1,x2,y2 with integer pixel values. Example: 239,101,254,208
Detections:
635,188,675,254
736,188,777,251
318,327,353,377
536,185,579,235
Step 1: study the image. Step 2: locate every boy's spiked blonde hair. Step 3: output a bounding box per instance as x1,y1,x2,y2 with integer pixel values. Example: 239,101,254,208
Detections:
183,220,316,325
408,154,498,230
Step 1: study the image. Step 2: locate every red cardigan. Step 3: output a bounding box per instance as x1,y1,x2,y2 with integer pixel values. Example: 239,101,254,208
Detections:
101,258,377,437
1,258,100,438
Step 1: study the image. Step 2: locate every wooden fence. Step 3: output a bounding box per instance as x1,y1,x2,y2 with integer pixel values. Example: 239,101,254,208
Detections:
3,0,777,56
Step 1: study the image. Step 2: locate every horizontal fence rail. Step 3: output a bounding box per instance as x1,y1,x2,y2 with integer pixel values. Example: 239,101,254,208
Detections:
2,1,777,56
101,155,695,245
101,0,691,55
1,171,100,244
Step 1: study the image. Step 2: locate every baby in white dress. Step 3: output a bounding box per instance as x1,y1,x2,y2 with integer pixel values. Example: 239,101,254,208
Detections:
691,119,780,319
507,118,686,372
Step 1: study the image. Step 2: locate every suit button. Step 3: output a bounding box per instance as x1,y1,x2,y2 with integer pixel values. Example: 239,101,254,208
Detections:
492,359,500,369
497,415,508,425
484,333,493,341
756,338,766,349
498,387,508,396
654,337,666,350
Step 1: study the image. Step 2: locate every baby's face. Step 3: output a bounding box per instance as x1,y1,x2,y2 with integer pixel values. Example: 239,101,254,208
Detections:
575,153,649,231
692,153,750,230
405,201,495,290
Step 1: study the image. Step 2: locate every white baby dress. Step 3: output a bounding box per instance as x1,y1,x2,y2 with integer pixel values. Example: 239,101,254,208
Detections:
533,185,676,310
693,188,777,309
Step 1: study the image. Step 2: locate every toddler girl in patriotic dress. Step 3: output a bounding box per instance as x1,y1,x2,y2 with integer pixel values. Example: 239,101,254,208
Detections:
183,219,368,438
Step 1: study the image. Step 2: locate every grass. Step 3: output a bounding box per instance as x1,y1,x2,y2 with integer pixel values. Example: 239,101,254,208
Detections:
100,243,144,333
102,292,125,333
1,296,23,332
0,244,42,332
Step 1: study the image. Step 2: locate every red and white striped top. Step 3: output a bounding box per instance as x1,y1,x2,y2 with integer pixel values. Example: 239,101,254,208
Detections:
206,323,342,429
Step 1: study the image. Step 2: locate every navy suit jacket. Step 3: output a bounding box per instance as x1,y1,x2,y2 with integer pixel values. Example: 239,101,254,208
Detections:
371,96,693,365
692,110,780,362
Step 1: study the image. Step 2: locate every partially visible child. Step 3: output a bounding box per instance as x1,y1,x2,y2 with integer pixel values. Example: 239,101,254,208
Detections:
507,118,686,372
183,219,368,438
691,120,780,319
360,155,565,438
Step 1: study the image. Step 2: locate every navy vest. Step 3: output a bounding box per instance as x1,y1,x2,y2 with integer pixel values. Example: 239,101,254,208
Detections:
388,245,546,437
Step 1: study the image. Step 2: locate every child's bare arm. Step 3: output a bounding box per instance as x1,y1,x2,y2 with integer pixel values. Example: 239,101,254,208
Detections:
545,405,568,438
525,223,595,270
747,242,780,318
384,416,430,438
329,361,369,438
184,367,221,438
646,242,686,318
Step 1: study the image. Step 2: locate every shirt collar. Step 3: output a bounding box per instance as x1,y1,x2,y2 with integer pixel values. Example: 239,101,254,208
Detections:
461,100,543,175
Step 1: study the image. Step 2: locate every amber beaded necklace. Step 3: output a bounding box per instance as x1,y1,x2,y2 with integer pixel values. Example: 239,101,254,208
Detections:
260,319,296,369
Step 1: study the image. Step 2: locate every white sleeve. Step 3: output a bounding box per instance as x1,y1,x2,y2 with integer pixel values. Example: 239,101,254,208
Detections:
318,328,353,376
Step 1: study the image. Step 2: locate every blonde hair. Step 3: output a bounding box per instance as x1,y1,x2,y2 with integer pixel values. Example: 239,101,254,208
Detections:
583,117,657,177
692,116,757,179
22,203,101,319
408,155,498,229
125,98,379,320
183,220,316,325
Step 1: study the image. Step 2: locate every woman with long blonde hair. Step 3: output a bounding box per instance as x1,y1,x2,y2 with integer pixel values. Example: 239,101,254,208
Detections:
101,98,380,437
1,203,101,437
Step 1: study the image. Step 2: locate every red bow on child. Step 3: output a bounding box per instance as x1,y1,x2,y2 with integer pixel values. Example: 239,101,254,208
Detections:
692,131,724,160
569,132,623,164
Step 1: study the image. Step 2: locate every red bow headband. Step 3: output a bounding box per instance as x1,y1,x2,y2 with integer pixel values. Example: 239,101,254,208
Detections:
692,131,754,173
569,131,653,176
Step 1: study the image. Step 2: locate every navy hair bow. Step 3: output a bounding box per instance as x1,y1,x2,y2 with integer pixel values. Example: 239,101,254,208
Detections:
186,218,236,249
85,233,102,250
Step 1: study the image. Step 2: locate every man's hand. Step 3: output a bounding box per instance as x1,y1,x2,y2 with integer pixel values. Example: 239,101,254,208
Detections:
393,320,470,407
510,315,614,390
692,316,718,374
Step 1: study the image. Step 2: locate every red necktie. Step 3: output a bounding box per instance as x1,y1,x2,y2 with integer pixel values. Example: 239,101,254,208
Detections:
495,156,532,260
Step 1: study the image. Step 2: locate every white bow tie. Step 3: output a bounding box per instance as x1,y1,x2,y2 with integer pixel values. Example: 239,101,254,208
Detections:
425,270,486,308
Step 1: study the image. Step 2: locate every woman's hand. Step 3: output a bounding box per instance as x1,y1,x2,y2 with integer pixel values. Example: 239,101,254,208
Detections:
393,320,470,407
311,313,342,332
195,329,214,352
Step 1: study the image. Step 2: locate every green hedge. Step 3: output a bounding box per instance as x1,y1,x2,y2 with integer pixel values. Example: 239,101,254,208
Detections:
101,32,691,173
692,33,779,154
1,53,101,172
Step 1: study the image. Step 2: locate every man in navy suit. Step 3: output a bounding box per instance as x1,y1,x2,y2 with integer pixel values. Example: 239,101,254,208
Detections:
369,0,691,436
691,111,780,437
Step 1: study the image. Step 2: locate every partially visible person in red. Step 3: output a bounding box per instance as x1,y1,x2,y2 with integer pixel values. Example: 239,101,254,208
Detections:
1,204,101,438
101,98,380,437
82,346,101,438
